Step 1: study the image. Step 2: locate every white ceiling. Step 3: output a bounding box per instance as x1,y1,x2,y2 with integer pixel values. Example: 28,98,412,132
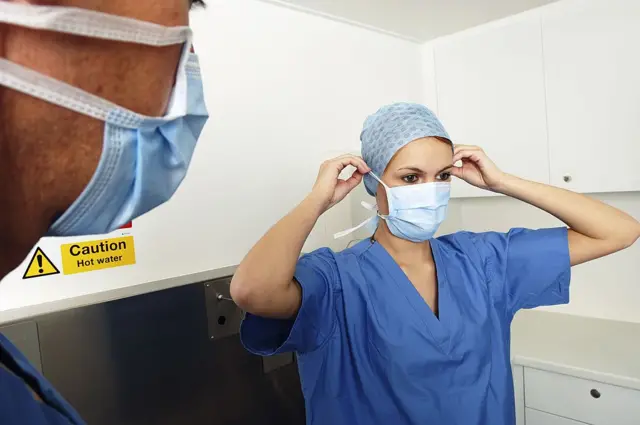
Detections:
259,0,559,42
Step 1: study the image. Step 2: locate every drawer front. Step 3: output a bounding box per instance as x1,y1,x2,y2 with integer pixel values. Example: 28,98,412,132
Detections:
525,368,640,425
526,408,588,425
513,365,525,425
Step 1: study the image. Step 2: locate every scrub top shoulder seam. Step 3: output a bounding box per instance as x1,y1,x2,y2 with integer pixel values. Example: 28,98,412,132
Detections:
312,251,344,296
296,249,349,356
462,231,508,316
340,238,376,259
442,231,489,279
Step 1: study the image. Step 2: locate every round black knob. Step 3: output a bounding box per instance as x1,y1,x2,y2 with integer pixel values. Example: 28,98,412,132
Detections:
590,389,601,399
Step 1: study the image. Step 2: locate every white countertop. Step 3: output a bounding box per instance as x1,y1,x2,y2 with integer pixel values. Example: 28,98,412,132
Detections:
511,309,640,390
0,266,237,325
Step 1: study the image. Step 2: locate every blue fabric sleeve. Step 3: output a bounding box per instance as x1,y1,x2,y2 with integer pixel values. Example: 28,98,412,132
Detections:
477,227,571,316
0,334,85,424
240,248,338,356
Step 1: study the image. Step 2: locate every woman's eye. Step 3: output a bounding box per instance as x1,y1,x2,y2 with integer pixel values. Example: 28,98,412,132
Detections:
438,172,452,181
402,174,419,183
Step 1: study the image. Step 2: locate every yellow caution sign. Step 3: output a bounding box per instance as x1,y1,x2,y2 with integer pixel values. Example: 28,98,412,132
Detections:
23,247,61,280
61,236,136,275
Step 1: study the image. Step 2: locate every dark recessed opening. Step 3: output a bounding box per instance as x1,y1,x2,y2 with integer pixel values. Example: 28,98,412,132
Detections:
217,315,226,325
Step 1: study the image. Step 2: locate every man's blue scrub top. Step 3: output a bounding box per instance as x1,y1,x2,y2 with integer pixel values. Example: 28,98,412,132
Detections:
0,334,84,425
241,228,571,425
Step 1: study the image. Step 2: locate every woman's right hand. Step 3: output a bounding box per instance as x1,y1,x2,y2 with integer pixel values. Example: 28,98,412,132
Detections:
309,154,371,213
232,154,369,318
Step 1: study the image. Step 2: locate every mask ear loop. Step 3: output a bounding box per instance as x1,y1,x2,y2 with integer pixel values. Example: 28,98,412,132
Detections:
368,171,392,218
333,172,389,239
0,2,192,47
333,202,377,239
367,171,387,189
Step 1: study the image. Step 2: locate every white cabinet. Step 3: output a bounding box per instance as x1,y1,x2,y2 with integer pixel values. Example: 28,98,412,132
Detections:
430,0,640,197
526,408,584,425
517,367,640,425
512,310,640,425
541,0,640,193
433,13,550,198
525,368,640,425
513,365,525,425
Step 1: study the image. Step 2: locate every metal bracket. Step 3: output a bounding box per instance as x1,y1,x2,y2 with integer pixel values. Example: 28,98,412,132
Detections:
203,277,243,340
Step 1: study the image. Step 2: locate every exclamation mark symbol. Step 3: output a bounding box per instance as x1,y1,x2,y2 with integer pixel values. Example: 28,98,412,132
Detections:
37,255,43,274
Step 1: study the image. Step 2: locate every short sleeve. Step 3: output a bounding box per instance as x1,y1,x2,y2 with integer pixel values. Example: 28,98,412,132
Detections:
240,248,338,356
477,227,571,316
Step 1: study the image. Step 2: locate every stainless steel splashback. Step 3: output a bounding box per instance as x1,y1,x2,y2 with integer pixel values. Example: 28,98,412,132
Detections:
2,278,305,425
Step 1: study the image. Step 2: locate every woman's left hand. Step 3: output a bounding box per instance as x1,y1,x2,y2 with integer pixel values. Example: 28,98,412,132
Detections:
450,145,507,192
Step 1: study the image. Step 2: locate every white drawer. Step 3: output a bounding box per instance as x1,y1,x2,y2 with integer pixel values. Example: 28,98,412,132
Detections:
526,408,587,425
525,368,640,425
513,365,525,425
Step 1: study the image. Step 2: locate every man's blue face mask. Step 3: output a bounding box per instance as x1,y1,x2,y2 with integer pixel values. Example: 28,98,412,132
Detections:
0,2,210,237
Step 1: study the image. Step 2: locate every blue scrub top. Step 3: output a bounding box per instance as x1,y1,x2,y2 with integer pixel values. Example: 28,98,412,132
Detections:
0,334,84,425
241,228,571,425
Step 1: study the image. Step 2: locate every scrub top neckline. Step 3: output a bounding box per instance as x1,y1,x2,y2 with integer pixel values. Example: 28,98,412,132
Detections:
370,238,451,351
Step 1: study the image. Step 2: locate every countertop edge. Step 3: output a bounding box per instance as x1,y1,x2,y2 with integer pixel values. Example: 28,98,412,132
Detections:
512,354,640,391
5,272,640,394
0,265,238,326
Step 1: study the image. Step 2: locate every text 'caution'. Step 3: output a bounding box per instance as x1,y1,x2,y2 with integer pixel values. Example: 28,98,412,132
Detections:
61,236,136,275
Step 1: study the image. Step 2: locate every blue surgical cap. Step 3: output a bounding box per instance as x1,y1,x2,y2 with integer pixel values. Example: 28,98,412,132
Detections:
361,102,451,196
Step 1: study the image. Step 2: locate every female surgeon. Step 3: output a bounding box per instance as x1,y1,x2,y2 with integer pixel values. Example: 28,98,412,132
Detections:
230,103,640,425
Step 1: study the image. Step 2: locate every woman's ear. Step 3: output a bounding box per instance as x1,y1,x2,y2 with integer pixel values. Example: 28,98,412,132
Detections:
376,184,390,215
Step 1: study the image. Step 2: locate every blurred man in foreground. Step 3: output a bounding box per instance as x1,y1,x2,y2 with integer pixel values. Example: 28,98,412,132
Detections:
0,1,208,423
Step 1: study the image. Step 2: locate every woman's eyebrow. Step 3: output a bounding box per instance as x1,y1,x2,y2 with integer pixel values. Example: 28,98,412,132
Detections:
436,164,454,174
398,165,453,174
398,166,424,173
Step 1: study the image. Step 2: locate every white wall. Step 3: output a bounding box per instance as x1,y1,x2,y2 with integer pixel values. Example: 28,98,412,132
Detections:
0,0,423,317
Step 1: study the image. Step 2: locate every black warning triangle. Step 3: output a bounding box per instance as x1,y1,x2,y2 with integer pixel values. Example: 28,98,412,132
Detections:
22,247,61,280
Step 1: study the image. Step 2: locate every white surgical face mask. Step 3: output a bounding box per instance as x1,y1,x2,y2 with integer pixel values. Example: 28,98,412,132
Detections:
0,3,209,237
335,172,450,243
